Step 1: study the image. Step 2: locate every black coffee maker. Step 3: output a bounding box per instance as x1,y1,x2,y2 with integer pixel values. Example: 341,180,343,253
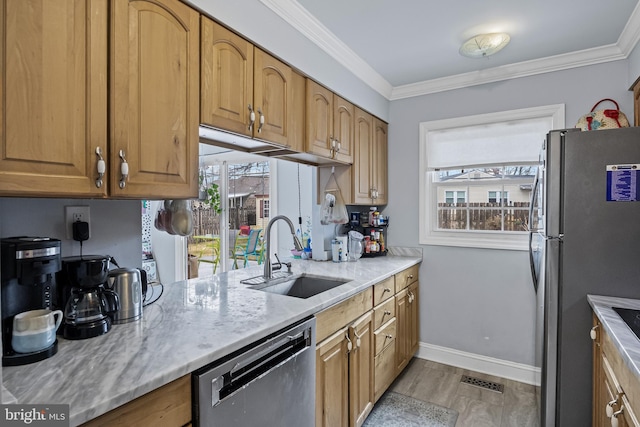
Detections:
1,237,62,366
58,255,119,340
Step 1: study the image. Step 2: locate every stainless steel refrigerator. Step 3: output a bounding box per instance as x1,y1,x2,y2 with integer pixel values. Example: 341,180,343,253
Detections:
530,127,640,427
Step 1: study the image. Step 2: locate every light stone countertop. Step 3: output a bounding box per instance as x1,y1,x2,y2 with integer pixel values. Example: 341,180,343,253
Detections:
588,295,640,381
2,254,421,426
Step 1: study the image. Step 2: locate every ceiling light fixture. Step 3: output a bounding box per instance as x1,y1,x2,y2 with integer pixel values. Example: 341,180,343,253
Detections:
459,32,511,58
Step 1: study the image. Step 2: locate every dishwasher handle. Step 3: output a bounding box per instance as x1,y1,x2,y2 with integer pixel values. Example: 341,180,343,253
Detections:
229,329,308,377
206,324,312,407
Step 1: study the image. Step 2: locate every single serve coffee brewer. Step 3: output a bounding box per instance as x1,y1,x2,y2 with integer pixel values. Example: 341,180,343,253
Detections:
1,237,62,366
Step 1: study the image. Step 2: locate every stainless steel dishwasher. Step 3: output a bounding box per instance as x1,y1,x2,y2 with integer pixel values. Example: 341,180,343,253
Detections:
192,317,316,426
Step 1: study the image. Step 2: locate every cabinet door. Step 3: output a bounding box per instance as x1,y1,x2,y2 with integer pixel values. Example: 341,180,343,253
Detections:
395,288,410,374
373,118,388,204
316,328,349,427
111,0,199,198
333,95,355,164
253,48,291,146
349,311,374,427
353,108,374,204
408,281,420,356
0,0,107,197
200,17,253,137
306,80,334,158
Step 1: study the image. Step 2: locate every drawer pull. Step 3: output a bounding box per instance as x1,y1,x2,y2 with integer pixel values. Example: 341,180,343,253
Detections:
383,287,391,293
384,310,391,316
385,334,393,340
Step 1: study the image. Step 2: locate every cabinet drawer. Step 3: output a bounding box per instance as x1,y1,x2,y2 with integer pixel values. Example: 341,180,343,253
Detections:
373,298,395,331
315,287,373,343
395,265,418,292
374,339,396,402
373,276,395,306
374,318,396,356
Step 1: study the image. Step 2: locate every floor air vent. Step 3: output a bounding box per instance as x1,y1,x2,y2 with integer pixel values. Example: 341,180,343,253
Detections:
460,375,504,393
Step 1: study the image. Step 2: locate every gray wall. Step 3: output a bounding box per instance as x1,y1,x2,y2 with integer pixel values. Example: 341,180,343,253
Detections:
0,198,141,268
385,59,633,365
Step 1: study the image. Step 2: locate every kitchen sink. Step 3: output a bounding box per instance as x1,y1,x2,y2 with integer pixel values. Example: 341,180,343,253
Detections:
254,274,349,299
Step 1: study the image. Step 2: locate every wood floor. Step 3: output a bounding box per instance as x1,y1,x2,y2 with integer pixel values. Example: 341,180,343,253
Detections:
388,358,539,427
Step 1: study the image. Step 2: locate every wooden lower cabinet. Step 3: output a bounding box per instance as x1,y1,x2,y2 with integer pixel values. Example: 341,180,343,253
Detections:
316,327,350,427
592,314,640,427
315,312,374,427
396,280,419,374
80,374,191,427
316,265,420,427
349,311,375,427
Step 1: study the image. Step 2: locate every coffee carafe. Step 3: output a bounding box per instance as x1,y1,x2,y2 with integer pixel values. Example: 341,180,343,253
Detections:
1,237,62,366
59,256,119,340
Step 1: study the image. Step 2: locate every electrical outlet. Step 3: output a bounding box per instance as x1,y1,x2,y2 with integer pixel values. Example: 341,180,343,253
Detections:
65,206,91,239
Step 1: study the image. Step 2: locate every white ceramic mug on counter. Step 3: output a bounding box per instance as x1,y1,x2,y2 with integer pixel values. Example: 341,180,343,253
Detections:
11,309,62,353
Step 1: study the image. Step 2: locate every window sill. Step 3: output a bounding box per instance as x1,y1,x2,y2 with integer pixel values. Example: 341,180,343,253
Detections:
420,233,529,251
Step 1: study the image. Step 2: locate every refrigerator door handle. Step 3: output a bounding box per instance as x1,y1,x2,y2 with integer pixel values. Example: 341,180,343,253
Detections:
528,167,542,292
529,231,538,293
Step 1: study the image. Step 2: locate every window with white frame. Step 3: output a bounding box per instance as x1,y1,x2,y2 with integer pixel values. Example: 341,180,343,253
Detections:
488,191,508,204
419,104,565,250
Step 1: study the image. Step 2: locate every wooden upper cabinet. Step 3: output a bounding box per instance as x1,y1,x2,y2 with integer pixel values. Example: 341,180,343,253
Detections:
306,80,354,163
306,81,334,158
110,0,199,199
333,95,355,164
0,0,108,197
353,108,374,204
200,18,296,147
351,108,388,205
200,18,253,137
373,118,388,205
253,48,292,146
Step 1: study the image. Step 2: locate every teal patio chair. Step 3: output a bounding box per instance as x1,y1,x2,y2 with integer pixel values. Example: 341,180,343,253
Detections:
232,229,263,269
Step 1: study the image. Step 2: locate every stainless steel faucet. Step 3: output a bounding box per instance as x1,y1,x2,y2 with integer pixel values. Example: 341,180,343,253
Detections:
263,215,304,280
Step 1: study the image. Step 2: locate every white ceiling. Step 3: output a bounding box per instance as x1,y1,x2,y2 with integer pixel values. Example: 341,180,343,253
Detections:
259,0,640,100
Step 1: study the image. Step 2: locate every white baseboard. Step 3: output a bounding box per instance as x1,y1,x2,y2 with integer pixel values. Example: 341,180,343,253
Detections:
416,342,541,386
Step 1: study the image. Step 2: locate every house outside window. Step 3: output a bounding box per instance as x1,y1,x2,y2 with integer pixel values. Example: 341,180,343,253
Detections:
419,104,565,250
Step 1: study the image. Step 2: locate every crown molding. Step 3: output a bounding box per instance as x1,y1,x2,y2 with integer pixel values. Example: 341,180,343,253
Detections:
259,0,393,98
390,44,626,100
262,0,640,101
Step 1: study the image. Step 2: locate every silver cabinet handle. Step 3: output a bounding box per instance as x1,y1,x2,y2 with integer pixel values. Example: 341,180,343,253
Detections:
386,334,393,340
119,150,129,189
345,332,353,353
248,104,255,131
384,310,391,316
590,325,599,341
383,287,391,293
257,108,264,133
95,147,106,188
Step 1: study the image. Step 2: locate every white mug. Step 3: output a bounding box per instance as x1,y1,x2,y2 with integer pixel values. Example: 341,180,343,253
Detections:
11,309,63,354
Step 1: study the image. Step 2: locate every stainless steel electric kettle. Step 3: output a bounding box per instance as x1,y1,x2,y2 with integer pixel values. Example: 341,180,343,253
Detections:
106,268,147,324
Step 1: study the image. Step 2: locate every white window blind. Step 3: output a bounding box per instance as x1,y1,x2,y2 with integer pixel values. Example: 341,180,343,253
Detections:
426,116,553,170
